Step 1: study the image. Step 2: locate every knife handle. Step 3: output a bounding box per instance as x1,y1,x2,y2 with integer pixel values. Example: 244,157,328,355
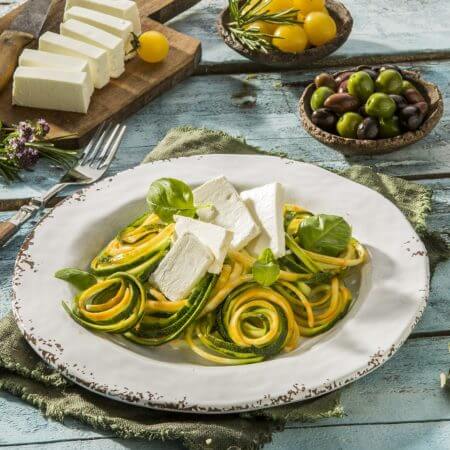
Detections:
0,221,18,247
0,29,33,92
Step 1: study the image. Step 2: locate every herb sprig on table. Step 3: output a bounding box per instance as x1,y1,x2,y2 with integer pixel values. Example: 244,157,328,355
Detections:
227,0,300,53
0,119,78,183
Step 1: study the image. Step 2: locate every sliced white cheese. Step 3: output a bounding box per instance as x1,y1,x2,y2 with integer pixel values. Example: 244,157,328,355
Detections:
174,215,233,274
12,67,91,114
18,48,94,96
241,183,286,258
64,6,134,60
61,19,125,79
65,0,141,35
193,176,260,250
39,31,109,89
150,233,213,301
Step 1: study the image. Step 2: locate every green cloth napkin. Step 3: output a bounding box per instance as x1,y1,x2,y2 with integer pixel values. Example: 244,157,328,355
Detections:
0,126,447,450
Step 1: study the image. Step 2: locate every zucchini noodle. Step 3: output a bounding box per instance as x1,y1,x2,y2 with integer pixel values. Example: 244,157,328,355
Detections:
62,201,367,365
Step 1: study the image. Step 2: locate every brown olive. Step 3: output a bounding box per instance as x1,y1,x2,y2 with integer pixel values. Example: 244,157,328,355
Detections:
335,71,355,86
357,117,379,140
338,80,349,93
324,93,359,114
403,88,425,104
389,94,408,110
415,101,429,115
314,73,337,91
311,108,338,130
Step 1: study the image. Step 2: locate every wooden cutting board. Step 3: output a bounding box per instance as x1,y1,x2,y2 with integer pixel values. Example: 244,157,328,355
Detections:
0,0,201,147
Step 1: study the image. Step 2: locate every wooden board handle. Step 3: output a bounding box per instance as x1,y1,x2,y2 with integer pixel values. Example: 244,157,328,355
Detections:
146,0,202,23
0,29,33,91
0,220,18,247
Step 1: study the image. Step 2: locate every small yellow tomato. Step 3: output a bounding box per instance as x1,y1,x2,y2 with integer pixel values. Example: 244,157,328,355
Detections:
304,11,337,46
245,20,274,35
292,0,324,13
273,24,308,53
137,31,169,63
267,0,293,13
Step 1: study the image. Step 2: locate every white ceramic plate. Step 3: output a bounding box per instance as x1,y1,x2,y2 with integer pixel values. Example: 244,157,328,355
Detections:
12,155,429,413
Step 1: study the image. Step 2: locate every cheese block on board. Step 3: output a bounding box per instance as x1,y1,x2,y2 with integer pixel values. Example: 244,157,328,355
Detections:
12,67,91,114
61,19,125,79
194,176,261,250
39,31,110,89
241,183,286,258
18,48,93,95
150,233,214,301
64,6,134,60
174,215,233,274
64,0,141,35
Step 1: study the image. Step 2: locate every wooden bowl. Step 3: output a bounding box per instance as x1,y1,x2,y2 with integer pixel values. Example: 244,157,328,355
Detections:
299,68,444,156
217,0,353,68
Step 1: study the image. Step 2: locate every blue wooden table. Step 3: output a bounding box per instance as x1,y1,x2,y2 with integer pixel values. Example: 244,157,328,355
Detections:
1,1,449,448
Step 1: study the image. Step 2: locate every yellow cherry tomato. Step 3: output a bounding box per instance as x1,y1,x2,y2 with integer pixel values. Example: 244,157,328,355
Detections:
137,31,169,63
304,11,337,46
292,0,324,13
267,0,293,13
273,24,308,53
245,20,274,35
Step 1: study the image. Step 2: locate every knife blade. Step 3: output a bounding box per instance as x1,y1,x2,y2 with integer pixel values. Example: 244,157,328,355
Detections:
0,0,53,91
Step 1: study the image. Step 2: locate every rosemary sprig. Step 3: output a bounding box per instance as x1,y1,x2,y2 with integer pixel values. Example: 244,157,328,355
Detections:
227,0,301,52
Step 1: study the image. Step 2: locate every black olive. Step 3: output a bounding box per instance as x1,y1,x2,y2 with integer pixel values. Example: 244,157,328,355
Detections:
311,108,338,131
379,64,403,75
389,94,408,110
399,105,423,131
399,105,420,120
357,117,379,140
362,69,378,80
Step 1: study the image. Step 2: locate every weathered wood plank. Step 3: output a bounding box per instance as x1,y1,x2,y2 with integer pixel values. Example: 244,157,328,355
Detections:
167,0,450,72
1,60,450,209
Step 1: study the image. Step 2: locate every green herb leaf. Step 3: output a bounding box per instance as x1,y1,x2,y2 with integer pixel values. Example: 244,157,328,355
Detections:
252,248,280,287
146,178,196,223
298,214,351,257
55,268,97,290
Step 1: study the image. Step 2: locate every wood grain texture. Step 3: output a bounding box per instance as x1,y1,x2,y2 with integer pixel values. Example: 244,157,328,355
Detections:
0,0,201,147
1,60,449,210
0,219,17,246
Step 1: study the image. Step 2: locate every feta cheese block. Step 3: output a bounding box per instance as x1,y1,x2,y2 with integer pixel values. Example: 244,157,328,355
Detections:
13,67,91,114
61,19,125,78
174,215,233,274
150,233,214,301
65,0,141,35
241,183,286,258
18,48,93,95
39,31,109,89
64,6,134,59
193,176,260,250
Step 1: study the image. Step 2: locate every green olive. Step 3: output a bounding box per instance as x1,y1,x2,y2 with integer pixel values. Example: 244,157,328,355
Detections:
375,69,403,95
365,93,396,119
347,71,375,102
379,116,401,138
311,86,335,111
336,112,364,138
401,80,416,93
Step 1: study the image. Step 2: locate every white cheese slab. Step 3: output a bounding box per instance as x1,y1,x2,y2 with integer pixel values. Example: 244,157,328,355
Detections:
193,176,260,250
241,182,286,258
65,0,141,35
61,19,125,79
64,6,134,60
39,31,109,89
13,67,91,114
150,233,213,301
174,215,233,274
18,48,94,96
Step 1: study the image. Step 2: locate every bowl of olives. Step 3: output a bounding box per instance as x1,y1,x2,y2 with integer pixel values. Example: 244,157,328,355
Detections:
217,0,353,68
299,65,443,155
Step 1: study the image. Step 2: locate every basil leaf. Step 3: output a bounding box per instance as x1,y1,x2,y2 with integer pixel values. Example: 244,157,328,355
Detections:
55,268,97,290
252,248,280,287
146,178,196,223
298,214,351,257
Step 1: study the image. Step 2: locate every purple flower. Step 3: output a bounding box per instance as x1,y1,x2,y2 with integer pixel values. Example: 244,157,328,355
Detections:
35,118,50,138
16,146,39,169
17,121,34,142
6,136,26,156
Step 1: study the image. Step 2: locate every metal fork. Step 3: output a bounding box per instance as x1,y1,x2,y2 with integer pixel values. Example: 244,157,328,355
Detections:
0,122,126,247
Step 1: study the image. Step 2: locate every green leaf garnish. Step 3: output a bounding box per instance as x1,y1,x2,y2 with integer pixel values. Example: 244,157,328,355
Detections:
146,178,196,223
55,268,97,290
252,248,280,287
298,214,351,257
